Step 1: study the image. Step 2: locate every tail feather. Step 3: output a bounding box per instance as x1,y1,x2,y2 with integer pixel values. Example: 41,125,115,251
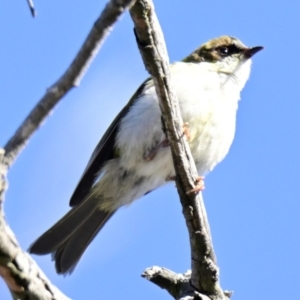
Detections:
29,196,114,274
29,198,98,254
54,209,114,274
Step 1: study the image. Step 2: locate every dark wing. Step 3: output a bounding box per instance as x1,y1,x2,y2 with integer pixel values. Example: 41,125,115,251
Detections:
69,78,153,207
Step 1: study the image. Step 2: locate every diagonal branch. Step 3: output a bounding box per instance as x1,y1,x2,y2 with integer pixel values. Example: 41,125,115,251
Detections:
130,1,228,299
0,0,135,298
0,150,70,300
4,0,135,169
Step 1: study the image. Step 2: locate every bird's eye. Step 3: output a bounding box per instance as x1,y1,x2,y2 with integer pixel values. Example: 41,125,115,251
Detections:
218,47,229,56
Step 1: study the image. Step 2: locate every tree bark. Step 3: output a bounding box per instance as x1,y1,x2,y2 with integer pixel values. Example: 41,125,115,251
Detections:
130,1,230,299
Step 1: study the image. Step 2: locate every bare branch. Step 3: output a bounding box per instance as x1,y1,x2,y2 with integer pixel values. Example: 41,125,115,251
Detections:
4,0,135,168
0,149,69,299
0,0,135,298
142,267,196,300
130,1,228,299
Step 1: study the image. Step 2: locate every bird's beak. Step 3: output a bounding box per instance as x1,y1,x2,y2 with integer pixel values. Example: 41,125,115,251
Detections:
244,46,264,58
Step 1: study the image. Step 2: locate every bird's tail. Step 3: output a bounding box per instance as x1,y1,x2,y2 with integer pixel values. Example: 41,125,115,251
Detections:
29,197,114,274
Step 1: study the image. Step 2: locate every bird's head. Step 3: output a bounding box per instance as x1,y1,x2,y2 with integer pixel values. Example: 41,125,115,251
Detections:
183,36,263,87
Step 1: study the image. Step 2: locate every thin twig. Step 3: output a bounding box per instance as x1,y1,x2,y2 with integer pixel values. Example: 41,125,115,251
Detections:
130,1,227,298
4,0,135,168
142,267,198,299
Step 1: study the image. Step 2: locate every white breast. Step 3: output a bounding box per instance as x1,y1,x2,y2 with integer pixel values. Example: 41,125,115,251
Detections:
116,61,249,186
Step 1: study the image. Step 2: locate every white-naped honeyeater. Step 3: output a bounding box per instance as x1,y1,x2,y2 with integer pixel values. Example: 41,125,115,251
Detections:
29,36,263,274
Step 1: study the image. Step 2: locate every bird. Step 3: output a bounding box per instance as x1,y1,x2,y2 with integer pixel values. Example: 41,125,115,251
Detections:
29,36,263,274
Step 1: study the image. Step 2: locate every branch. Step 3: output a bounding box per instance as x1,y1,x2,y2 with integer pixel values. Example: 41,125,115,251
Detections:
0,0,135,298
142,267,231,300
0,150,69,300
4,0,135,168
130,1,229,299
142,267,199,300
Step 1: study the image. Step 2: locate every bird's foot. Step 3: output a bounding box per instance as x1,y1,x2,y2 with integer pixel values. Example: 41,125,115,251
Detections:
144,122,189,162
183,122,191,141
166,175,176,181
144,139,170,161
187,176,205,194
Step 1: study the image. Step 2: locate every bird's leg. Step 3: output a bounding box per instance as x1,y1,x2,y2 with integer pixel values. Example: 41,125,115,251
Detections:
166,175,205,194
187,176,205,194
144,123,190,161
144,139,170,161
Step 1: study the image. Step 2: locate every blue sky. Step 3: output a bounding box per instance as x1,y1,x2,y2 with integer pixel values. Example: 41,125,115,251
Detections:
1,1,300,299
